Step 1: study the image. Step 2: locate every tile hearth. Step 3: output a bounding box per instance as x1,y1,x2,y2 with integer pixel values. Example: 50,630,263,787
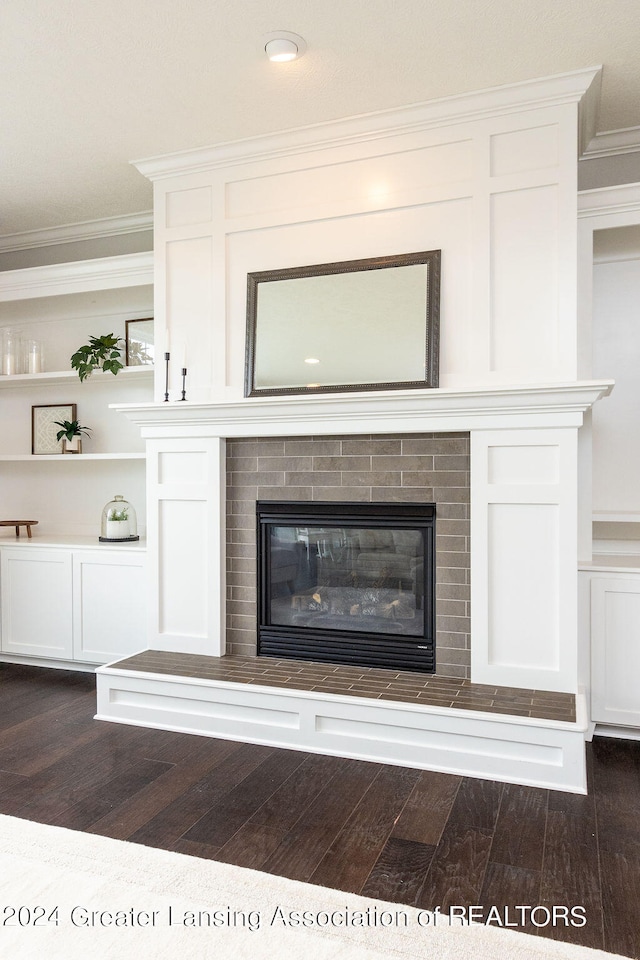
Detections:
111,650,576,723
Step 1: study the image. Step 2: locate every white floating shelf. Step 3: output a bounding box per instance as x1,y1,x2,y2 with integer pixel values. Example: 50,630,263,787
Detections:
593,512,640,523
0,252,153,302
0,453,146,461
0,366,153,389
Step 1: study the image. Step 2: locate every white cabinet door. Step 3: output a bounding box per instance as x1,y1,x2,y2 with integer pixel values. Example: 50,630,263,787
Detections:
0,548,73,658
591,575,640,726
72,550,147,663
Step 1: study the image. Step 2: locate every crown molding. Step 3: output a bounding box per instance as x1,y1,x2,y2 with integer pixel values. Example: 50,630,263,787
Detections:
581,126,640,160
0,212,153,254
133,67,602,181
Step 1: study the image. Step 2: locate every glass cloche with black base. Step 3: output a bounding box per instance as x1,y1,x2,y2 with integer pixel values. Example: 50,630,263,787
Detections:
99,495,139,542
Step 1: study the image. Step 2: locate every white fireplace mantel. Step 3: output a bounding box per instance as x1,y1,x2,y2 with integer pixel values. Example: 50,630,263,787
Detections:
113,377,612,702
112,380,613,438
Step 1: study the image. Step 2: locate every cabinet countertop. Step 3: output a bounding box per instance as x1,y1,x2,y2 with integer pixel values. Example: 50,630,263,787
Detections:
579,554,640,573
0,534,147,552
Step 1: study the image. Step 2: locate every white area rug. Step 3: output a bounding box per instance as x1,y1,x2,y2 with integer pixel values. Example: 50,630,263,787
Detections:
0,815,626,960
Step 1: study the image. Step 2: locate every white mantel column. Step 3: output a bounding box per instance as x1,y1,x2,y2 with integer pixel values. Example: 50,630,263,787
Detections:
146,436,226,655
471,427,578,691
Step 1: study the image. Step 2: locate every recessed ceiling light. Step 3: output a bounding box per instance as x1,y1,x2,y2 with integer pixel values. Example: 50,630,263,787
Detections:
263,31,307,63
304,357,320,364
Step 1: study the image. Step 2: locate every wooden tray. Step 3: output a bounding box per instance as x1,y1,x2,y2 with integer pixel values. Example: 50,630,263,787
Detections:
0,520,39,538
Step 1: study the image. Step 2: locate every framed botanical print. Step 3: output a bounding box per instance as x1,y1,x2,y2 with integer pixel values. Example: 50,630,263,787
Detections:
32,403,77,455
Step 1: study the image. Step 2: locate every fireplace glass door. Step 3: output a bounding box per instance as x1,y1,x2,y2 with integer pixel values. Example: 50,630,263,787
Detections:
257,502,435,672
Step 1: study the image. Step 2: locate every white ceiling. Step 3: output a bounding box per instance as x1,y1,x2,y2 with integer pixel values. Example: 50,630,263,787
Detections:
3,0,640,237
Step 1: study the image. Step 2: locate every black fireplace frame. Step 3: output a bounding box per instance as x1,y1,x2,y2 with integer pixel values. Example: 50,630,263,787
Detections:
256,501,436,672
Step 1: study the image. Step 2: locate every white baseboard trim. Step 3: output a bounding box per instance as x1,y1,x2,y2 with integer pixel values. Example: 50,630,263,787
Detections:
0,653,98,673
593,723,640,742
96,665,588,794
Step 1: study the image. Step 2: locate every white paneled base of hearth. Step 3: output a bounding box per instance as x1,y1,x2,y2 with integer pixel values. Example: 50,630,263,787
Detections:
95,665,588,793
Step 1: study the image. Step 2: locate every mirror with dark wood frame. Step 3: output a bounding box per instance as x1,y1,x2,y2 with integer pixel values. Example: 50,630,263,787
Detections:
244,250,441,397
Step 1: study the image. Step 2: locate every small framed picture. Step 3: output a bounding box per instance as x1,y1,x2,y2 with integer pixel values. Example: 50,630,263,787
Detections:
125,318,154,366
32,403,77,455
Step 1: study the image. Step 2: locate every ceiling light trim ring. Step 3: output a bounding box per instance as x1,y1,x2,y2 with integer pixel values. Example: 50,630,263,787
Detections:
262,31,307,63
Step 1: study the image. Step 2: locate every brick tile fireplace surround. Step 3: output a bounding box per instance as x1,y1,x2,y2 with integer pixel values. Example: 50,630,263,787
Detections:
226,432,471,678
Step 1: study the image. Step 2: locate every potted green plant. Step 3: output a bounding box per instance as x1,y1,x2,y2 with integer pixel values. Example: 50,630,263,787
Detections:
70,334,124,381
54,419,92,455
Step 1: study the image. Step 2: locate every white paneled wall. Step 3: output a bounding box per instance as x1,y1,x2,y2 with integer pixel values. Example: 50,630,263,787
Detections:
139,71,599,403
127,70,606,694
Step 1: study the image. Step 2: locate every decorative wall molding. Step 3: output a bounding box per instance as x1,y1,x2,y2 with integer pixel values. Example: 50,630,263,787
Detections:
133,67,602,180
0,213,153,254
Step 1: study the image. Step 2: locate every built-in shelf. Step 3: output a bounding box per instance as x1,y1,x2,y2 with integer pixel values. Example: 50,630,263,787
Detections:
0,252,153,302
593,512,640,523
0,366,153,389
0,453,146,461
579,554,640,572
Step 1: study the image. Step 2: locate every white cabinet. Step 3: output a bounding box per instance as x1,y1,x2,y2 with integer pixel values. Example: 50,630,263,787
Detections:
590,572,640,727
0,548,73,658
0,542,147,666
72,550,146,662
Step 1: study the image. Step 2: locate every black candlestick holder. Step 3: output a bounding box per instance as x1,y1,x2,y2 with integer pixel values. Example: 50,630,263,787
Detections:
164,352,170,402
180,367,187,401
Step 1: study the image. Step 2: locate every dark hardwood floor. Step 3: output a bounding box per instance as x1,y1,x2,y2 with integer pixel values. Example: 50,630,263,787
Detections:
1,662,639,958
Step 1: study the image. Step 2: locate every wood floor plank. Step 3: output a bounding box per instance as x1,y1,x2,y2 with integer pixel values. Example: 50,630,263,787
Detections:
45,758,174,830
128,741,274,849
215,753,348,869
310,764,421,893
592,736,640,829
0,670,93,731
488,782,548,871
183,749,308,847
216,822,289,871
0,693,98,773
591,736,640,958
0,725,149,815
598,847,640,960
260,759,381,882
447,776,504,833
538,791,603,951
416,777,503,913
417,825,495,914
1,732,164,817
172,838,221,860
0,770,28,793
391,769,461,846
361,837,436,905
88,735,244,840
479,863,541,934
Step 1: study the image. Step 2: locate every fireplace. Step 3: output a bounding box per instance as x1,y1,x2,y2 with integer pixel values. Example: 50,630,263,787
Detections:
226,432,471,679
257,501,436,671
